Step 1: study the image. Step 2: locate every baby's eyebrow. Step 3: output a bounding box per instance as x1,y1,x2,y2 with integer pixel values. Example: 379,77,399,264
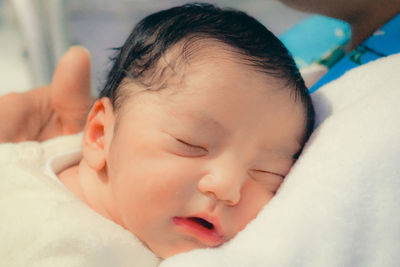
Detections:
257,143,302,162
178,111,228,136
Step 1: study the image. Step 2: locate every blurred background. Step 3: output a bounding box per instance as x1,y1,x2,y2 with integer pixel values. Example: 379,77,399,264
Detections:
0,0,310,95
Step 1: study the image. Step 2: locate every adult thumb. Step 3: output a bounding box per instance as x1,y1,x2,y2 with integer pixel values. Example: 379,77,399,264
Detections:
51,46,92,132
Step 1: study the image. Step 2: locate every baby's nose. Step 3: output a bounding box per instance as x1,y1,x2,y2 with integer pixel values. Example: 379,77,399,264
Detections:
197,171,247,206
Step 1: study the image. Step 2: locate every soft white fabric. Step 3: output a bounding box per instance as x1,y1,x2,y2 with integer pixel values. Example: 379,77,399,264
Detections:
0,134,160,267
161,54,400,267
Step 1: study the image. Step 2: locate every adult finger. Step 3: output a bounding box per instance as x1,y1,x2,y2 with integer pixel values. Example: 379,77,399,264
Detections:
51,46,92,133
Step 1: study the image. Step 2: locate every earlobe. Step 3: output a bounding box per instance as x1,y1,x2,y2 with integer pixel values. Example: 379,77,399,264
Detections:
82,97,115,171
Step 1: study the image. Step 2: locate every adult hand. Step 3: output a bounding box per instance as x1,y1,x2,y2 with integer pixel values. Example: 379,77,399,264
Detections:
0,46,92,142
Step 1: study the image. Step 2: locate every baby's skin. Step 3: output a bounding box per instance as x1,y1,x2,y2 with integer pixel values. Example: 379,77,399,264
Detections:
58,44,306,258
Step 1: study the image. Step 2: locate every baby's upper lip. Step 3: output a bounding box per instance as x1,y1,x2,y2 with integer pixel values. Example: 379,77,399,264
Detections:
191,213,224,237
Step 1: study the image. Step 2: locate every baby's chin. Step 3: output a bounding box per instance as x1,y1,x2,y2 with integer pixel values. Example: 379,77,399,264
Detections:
149,238,225,259
148,241,202,259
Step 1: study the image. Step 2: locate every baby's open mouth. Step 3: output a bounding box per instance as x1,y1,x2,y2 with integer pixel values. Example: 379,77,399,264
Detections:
173,216,223,246
187,217,214,230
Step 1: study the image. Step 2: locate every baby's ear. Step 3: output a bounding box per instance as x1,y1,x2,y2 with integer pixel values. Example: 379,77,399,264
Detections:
82,97,115,171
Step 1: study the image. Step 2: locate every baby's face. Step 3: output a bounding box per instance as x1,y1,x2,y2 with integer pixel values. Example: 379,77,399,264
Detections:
102,51,305,258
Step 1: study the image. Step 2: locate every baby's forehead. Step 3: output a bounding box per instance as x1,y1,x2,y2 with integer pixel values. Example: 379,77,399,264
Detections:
124,40,243,95
119,38,303,116
158,41,281,89
121,41,299,107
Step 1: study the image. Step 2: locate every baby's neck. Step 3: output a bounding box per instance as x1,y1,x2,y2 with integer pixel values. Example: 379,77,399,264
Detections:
58,161,119,225
58,164,87,201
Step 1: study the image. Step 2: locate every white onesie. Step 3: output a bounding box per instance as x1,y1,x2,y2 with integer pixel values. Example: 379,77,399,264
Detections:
0,134,160,267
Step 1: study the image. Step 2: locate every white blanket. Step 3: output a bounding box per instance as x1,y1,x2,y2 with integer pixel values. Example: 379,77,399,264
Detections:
161,53,400,267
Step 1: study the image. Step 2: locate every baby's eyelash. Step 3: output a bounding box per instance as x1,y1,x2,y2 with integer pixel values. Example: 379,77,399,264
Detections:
254,169,284,178
176,138,208,151
177,138,196,147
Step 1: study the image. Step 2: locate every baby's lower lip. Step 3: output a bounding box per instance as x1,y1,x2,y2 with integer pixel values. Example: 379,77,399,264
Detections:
173,217,224,247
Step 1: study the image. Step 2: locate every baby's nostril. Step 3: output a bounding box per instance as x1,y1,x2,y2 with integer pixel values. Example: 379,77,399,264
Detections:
189,217,214,230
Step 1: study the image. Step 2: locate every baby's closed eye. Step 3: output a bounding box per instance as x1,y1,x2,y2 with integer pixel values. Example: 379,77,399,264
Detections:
249,169,284,191
172,137,208,157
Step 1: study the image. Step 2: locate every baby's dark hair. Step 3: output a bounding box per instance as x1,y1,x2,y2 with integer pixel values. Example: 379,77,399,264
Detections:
99,2,315,144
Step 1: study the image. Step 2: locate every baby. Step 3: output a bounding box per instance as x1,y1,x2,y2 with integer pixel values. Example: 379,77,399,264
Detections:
0,3,314,264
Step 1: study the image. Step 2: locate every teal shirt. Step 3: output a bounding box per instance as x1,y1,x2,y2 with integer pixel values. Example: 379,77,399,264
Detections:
310,14,400,93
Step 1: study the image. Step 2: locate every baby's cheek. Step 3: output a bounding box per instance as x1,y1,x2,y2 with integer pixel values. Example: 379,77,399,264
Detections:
138,160,198,203
231,180,274,232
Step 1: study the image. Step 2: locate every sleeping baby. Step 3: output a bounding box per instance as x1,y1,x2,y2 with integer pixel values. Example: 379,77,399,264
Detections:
0,3,314,266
